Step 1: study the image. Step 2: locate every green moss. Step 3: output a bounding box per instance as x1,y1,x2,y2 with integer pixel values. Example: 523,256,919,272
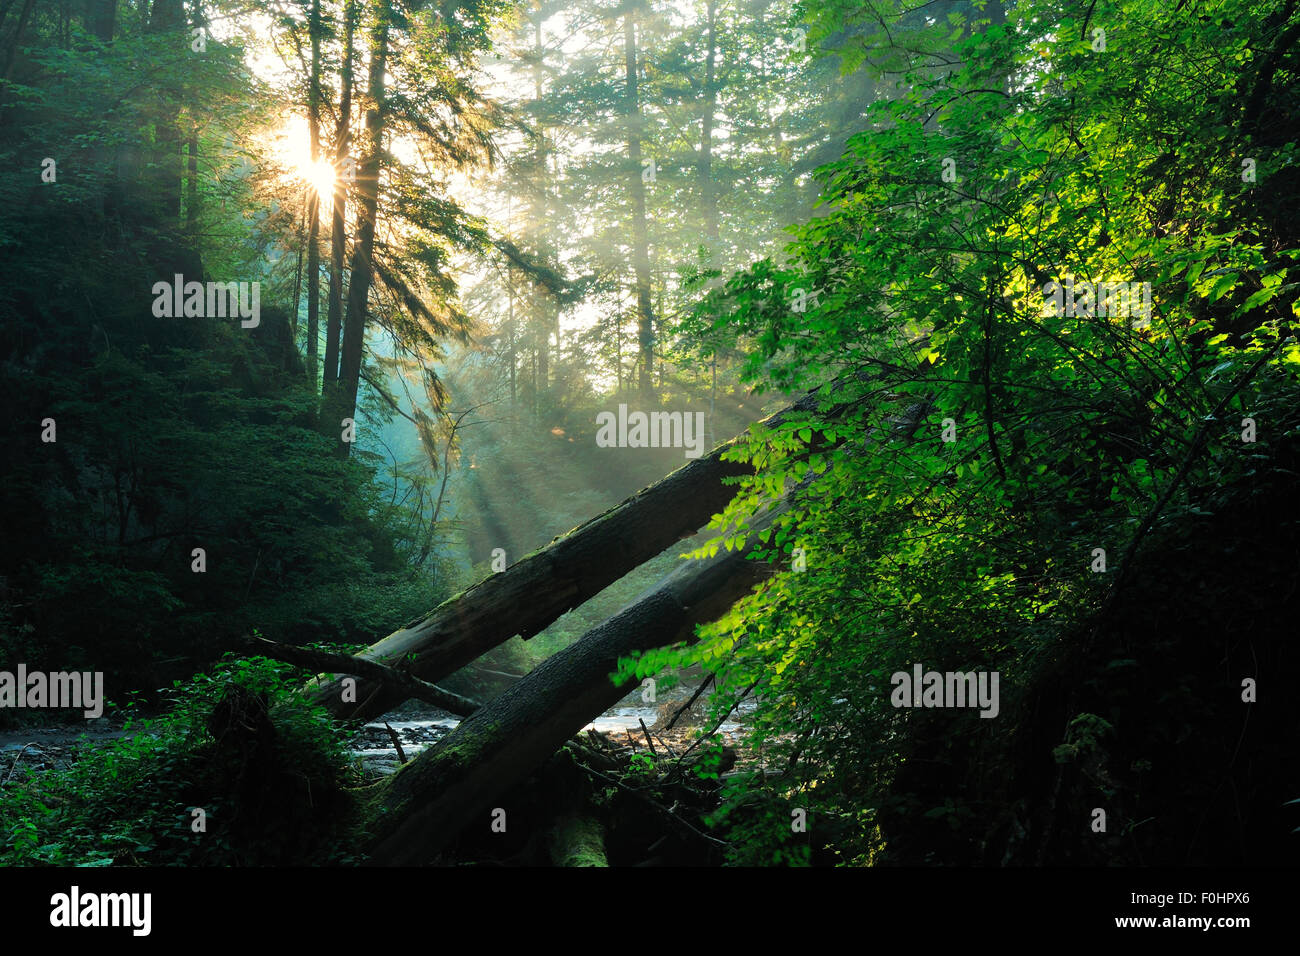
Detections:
547,815,607,867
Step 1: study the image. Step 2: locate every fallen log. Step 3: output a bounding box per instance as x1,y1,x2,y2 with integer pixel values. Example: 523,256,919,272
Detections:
547,815,607,867
244,635,480,717
361,512,776,865
306,391,825,722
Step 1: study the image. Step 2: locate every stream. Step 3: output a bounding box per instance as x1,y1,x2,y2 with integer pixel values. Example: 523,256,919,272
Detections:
348,703,669,778
0,694,755,783
348,695,756,779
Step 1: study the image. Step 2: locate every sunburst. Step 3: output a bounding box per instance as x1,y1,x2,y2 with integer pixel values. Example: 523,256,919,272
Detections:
270,116,337,208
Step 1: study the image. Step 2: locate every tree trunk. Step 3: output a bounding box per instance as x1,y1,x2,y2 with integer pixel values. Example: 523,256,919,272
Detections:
548,815,607,867
185,125,198,232
536,306,549,390
334,0,390,455
529,7,552,395
698,0,719,250
323,0,356,394
362,512,775,864
90,0,114,42
1,0,35,79
306,392,822,721
506,265,516,406
305,0,322,388
146,0,183,220
623,4,655,397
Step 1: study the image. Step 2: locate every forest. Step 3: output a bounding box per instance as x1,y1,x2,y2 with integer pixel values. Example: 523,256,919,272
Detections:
0,0,1298,883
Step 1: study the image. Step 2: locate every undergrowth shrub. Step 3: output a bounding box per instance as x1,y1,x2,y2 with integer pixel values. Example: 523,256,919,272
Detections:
0,655,365,866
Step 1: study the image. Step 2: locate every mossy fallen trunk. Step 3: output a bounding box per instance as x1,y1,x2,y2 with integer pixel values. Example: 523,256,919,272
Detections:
356,384,927,865
548,815,607,867
361,527,772,865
